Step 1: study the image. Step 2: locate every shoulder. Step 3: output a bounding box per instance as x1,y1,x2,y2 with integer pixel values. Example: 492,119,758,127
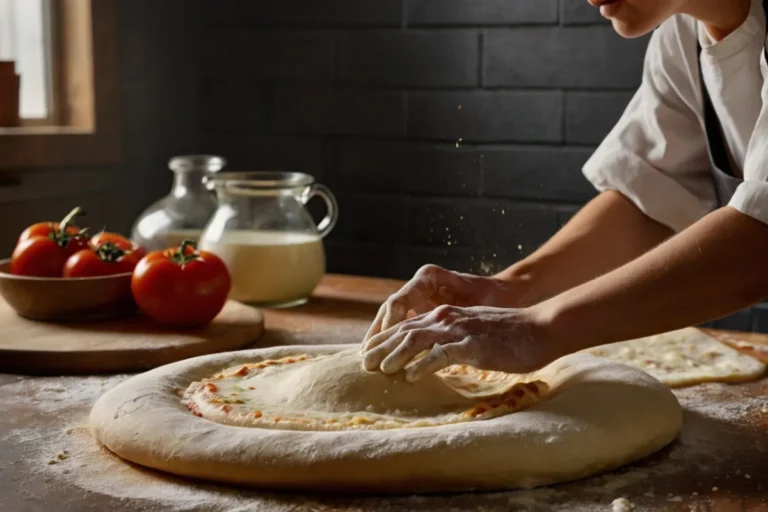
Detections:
642,15,700,108
646,14,698,66
652,14,698,50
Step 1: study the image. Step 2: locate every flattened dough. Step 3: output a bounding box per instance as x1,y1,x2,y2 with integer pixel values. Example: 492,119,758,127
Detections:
181,349,550,431
90,345,682,493
585,328,766,387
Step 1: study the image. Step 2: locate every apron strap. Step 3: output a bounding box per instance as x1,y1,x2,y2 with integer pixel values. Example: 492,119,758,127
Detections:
697,0,768,178
697,41,733,176
764,0,768,61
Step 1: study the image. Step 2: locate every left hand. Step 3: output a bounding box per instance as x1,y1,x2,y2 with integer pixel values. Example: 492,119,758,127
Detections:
361,305,558,382
363,264,523,342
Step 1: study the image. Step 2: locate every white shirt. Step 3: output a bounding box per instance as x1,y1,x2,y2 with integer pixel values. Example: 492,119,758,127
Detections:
583,0,768,232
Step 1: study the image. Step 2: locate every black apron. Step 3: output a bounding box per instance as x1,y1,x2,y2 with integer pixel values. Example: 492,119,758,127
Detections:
698,0,768,205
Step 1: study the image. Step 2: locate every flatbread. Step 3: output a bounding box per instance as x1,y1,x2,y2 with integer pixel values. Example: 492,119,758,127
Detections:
718,337,768,364
90,345,682,493
585,328,766,387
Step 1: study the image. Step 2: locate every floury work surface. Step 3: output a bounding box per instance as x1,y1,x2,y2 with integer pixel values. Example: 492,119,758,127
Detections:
0,276,766,512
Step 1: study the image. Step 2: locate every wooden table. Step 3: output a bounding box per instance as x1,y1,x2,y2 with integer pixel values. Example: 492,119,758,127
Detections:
0,275,766,512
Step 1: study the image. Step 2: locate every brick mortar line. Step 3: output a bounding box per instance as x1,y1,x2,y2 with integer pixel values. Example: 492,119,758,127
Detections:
202,79,638,93
203,23,602,30
201,132,600,151
332,189,585,209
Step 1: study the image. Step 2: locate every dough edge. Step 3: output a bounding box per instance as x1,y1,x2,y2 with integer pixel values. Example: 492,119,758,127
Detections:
90,344,683,493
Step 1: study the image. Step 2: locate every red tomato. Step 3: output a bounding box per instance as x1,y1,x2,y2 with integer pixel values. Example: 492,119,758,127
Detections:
12,206,91,277
63,244,137,278
18,222,80,245
90,232,146,259
131,242,231,327
17,207,86,245
11,238,71,277
119,249,144,271
63,236,91,259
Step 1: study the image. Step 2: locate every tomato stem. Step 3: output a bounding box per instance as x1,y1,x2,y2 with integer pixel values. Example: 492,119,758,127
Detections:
47,206,90,248
59,207,84,232
95,241,125,263
171,240,201,266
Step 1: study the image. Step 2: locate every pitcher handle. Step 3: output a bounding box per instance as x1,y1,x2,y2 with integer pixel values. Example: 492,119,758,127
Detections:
301,184,338,239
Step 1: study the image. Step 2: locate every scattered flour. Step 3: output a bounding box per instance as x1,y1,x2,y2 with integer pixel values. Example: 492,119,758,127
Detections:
611,497,634,511
9,423,627,512
2,374,127,413
3,371,766,511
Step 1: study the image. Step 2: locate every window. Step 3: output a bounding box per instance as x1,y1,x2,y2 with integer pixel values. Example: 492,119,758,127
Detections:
0,0,121,169
0,0,53,122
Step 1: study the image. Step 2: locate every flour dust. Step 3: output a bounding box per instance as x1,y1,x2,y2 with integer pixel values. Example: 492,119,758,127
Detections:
6,376,767,512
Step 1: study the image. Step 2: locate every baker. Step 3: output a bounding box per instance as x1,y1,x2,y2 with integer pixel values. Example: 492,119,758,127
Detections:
362,0,768,382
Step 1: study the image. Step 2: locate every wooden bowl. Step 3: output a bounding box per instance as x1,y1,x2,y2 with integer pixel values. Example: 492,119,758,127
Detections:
0,259,137,322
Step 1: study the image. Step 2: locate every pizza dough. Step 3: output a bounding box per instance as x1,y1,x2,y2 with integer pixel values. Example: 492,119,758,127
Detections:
585,328,766,387
181,350,550,431
90,345,682,493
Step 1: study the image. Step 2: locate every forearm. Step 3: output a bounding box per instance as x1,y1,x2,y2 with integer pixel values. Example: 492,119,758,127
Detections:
495,191,673,305
536,206,768,355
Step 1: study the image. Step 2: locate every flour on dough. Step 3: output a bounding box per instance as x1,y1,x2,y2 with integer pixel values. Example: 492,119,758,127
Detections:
585,328,766,387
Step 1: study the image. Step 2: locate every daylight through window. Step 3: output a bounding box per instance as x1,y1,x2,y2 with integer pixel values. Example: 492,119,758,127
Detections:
0,0,52,120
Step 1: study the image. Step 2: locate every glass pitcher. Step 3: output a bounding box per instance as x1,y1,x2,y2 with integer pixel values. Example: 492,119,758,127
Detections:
131,155,225,252
199,171,338,308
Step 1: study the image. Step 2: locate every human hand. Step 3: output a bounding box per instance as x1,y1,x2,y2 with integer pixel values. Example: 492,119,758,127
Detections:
364,264,521,342
361,305,559,382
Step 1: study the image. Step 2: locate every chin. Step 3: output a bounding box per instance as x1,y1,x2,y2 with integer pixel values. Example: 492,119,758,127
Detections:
610,18,658,39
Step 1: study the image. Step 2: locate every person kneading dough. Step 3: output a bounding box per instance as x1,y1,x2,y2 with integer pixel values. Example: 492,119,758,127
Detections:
362,0,768,381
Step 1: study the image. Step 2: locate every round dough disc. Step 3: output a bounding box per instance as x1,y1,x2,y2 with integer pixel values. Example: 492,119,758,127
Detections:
90,345,683,493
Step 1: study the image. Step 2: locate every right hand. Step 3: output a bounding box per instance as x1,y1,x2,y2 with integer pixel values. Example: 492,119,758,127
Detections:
363,264,521,341
361,305,555,382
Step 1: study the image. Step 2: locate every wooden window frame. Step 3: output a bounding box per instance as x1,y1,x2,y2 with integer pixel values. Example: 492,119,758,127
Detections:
0,0,120,168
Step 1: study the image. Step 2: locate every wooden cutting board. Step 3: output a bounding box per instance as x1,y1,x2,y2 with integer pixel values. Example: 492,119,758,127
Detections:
0,299,264,374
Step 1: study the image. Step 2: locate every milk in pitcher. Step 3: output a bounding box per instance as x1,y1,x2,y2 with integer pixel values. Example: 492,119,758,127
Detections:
200,230,325,306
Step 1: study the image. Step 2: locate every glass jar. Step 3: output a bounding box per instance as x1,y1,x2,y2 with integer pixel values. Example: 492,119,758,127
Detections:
199,171,338,308
131,155,225,251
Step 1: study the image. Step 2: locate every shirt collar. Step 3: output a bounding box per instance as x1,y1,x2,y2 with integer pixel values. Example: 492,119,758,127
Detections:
698,0,765,61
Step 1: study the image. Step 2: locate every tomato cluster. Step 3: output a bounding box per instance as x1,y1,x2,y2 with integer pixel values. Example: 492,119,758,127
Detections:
9,208,232,327
10,207,145,279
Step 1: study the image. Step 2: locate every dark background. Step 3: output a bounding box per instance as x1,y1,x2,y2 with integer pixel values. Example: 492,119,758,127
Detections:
0,0,763,330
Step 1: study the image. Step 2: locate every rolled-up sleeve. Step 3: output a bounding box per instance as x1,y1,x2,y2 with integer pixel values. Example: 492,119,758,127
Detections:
729,181,768,223
582,22,716,233
730,105,768,225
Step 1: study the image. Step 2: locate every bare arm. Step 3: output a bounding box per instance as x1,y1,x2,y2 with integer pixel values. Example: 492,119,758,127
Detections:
496,190,674,306
362,190,675,341
362,205,768,380
533,206,768,355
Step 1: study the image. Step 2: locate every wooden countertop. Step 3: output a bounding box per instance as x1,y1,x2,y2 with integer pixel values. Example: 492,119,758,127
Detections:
0,274,766,512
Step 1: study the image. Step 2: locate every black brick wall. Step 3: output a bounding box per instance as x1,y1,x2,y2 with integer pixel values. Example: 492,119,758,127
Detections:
0,1,759,333
200,0,646,280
